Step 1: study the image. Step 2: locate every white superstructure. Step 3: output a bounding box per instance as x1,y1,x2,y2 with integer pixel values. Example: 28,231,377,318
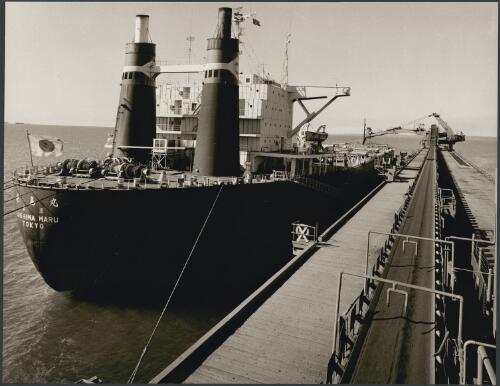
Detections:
156,73,298,166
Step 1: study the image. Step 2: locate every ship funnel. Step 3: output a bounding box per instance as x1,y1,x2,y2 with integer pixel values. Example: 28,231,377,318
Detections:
216,7,232,39
193,7,240,176
113,14,156,163
134,15,149,43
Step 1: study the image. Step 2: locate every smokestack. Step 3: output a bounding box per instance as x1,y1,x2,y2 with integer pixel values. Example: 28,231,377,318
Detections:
113,15,156,163
192,7,241,176
216,7,232,39
134,15,149,43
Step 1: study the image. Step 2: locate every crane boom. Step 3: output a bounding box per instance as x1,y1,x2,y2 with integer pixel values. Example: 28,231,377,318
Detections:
430,113,454,136
363,113,465,150
362,123,425,144
429,112,465,150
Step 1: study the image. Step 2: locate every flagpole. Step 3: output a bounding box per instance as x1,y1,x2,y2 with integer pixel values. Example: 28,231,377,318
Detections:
26,130,34,168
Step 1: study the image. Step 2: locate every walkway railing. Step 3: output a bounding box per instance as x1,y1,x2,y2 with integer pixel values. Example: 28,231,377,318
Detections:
462,341,496,384
328,271,464,384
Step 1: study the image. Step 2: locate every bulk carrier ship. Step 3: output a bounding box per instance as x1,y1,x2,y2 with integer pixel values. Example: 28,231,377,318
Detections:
12,8,396,298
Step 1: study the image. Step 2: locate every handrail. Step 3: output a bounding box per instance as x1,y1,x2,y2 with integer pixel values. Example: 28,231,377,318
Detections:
329,271,464,384
462,340,496,384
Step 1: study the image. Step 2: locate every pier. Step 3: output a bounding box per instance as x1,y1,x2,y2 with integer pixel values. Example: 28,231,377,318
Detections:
150,134,496,384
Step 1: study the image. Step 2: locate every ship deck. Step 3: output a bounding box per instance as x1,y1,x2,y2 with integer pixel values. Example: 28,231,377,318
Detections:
151,150,428,384
13,151,390,192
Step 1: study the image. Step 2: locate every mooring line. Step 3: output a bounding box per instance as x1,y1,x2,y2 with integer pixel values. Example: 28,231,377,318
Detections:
127,184,224,384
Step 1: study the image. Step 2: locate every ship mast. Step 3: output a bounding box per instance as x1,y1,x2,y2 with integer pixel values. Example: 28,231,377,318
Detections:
282,33,291,86
232,8,260,75
186,35,195,83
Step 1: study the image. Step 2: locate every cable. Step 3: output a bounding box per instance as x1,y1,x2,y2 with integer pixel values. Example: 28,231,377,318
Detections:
127,184,224,384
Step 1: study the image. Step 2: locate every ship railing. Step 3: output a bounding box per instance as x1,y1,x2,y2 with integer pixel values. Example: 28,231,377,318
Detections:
156,172,283,189
462,341,496,385
13,166,290,190
12,164,63,180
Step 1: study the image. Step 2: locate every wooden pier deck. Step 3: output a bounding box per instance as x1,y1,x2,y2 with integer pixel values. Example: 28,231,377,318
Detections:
154,151,428,384
349,145,437,384
441,151,495,235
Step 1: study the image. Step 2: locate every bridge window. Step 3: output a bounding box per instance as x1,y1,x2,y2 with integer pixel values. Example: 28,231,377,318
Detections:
239,99,245,115
204,71,207,78
208,70,213,77
214,70,219,78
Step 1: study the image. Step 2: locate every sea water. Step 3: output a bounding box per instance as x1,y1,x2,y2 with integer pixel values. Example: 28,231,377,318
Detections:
2,123,496,383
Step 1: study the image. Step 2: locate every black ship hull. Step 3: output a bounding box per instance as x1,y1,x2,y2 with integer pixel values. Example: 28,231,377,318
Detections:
15,165,382,301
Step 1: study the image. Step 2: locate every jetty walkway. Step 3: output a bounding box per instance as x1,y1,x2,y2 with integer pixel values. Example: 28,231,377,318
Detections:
151,150,428,384
151,127,497,385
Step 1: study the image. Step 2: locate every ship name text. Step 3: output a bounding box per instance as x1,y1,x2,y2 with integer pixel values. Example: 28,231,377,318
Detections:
17,212,59,229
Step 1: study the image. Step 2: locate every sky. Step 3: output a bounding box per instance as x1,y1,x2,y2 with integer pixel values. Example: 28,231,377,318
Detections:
5,2,498,136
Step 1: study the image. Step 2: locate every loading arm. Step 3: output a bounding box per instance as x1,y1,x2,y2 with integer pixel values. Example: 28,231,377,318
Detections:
287,87,350,138
363,125,426,144
429,112,465,150
430,113,454,136
362,126,402,144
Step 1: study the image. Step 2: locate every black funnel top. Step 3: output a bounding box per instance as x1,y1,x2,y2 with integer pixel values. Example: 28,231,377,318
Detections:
216,7,232,39
192,7,240,177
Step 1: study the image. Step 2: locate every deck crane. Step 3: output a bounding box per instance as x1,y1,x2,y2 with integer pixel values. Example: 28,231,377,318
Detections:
287,86,351,139
296,124,329,154
429,113,465,150
282,85,350,152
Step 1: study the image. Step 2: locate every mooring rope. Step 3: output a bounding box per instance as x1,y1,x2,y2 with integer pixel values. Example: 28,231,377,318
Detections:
127,184,224,384
4,184,16,191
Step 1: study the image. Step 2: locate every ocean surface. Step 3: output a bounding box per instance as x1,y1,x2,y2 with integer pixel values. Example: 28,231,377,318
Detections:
2,123,497,383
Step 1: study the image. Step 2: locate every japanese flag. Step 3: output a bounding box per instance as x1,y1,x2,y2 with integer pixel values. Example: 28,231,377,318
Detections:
28,134,64,157
104,134,114,149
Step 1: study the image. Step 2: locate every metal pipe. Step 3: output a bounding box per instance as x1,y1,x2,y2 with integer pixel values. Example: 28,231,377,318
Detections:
446,235,494,293
365,233,370,294
486,268,493,303
477,346,484,384
134,15,149,43
462,340,496,384
445,235,494,246
331,271,343,355
333,270,464,381
366,231,454,280
478,345,496,384
216,7,232,39
472,233,476,266
434,329,449,356
453,266,495,276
